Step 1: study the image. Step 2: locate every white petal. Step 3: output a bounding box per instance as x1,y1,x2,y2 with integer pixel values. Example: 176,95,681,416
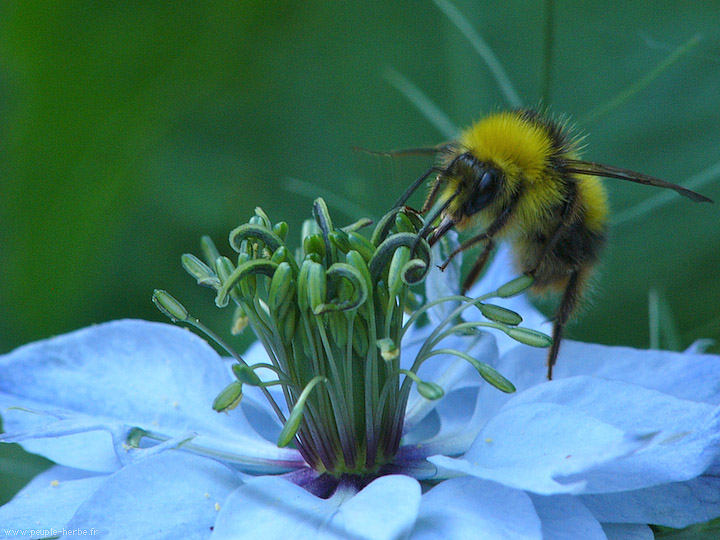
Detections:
406,386,479,456
500,340,720,405
65,451,239,540
211,475,421,540
581,474,720,528
430,401,650,495
503,377,720,493
404,331,497,434
0,320,301,472
410,477,542,540
529,494,606,540
0,466,104,533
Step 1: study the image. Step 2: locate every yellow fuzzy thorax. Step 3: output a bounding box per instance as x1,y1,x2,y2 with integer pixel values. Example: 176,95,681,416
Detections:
459,111,556,184
453,111,608,234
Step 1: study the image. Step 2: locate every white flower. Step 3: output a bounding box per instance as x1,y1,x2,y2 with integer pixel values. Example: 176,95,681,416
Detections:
1,243,719,540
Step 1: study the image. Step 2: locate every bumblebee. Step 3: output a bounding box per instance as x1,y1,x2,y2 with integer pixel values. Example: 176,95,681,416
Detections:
391,109,712,379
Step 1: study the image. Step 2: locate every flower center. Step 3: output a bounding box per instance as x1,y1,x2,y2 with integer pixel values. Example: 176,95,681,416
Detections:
154,199,545,478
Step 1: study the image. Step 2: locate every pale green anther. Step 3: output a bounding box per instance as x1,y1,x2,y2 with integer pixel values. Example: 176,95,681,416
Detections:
377,337,399,361
312,302,340,315
297,259,312,312
232,363,263,386
181,254,220,288
277,406,304,448
352,316,369,356
200,235,221,270
347,231,376,261
417,381,444,400
152,290,190,322
370,209,402,246
369,232,431,285
125,427,147,448
271,246,287,264
237,254,257,298
303,233,326,258
323,262,369,312
394,212,416,233
228,223,283,255
212,381,243,413
400,369,443,400
215,258,277,308
475,362,516,393
306,262,327,314
422,348,515,395
312,198,333,232
215,256,234,282
248,215,265,228
479,303,523,326
214,256,238,307
282,307,298,341
272,221,288,242
496,274,534,298
402,211,424,232
304,252,322,265
345,250,373,296
253,207,272,228
341,217,373,233
275,284,296,321
231,304,249,335
388,246,411,298
269,262,295,313
277,376,327,448
329,230,351,253
312,198,335,265
401,259,427,287
505,327,553,348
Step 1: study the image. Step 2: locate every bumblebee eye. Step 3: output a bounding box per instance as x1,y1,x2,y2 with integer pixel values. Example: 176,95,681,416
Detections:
464,168,498,216
479,170,494,191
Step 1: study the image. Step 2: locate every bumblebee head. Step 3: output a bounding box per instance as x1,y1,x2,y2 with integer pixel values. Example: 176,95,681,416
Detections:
428,152,502,244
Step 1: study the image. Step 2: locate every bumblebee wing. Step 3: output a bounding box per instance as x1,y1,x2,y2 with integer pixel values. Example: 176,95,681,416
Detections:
351,143,453,157
563,159,712,203
352,142,457,208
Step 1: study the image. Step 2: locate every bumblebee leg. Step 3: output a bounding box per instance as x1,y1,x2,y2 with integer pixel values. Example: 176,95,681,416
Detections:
461,239,495,293
529,186,578,276
547,270,582,380
437,203,516,290
419,173,446,213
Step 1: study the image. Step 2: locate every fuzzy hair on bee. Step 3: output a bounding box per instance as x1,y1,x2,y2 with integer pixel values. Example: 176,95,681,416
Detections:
383,109,712,379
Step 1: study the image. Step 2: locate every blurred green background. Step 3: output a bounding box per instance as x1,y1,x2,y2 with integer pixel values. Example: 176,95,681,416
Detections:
1,1,718,536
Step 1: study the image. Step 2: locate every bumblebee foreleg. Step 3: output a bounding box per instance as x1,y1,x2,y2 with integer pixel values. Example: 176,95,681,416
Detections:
461,239,495,293
433,203,515,292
